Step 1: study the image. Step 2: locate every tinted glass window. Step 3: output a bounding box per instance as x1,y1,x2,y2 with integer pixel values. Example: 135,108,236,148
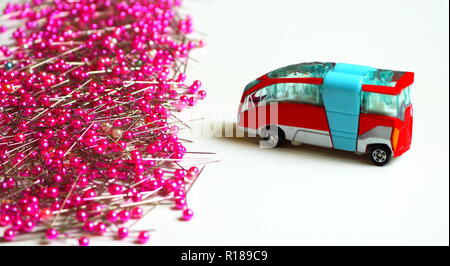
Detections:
361,92,398,118
362,88,411,120
260,83,323,106
398,86,411,107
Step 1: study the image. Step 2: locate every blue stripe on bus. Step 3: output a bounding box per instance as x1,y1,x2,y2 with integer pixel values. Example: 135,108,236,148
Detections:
322,63,376,151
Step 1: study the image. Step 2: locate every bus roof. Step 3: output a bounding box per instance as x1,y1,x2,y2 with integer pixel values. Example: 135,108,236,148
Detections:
267,62,335,79
242,62,414,98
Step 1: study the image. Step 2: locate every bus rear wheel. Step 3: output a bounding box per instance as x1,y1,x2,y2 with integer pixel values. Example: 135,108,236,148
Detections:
260,126,285,148
369,145,392,166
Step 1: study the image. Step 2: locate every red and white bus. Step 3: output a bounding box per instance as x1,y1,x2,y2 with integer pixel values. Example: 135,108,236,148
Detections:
237,62,413,166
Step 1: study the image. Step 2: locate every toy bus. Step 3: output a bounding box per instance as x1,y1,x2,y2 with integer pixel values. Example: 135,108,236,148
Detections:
237,62,414,166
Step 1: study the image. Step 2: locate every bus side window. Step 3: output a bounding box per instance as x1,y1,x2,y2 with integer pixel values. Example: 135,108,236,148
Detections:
361,92,398,118
259,83,326,104
285,83,297,100
292,83,323,106
269,83,301,102
275,83,287,100
266,85,277,102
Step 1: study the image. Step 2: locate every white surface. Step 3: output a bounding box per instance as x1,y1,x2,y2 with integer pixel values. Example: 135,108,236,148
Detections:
1,0,449,246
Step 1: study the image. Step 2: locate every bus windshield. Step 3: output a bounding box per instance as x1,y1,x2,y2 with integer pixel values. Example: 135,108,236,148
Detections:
361,87,411,120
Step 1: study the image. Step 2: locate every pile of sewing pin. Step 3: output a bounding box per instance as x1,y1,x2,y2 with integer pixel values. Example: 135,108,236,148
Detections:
0,0,207,245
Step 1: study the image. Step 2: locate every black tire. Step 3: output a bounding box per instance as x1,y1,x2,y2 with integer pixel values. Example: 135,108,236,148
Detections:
369,145,392,166
260,125,285,148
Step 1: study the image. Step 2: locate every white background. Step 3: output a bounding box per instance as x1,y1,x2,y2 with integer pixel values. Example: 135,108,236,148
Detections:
0,0,448,246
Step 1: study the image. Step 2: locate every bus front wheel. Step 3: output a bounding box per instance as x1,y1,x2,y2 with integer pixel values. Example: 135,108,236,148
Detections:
260,126,285,148
369,145,392,166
